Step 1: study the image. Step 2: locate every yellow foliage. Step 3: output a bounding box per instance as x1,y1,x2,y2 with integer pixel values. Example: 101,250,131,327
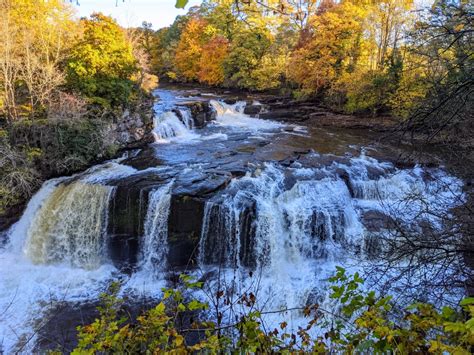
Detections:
174,17,208,81
288,2,368,97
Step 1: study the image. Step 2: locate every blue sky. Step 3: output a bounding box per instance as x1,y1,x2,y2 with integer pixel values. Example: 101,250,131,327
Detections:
74,0,202,29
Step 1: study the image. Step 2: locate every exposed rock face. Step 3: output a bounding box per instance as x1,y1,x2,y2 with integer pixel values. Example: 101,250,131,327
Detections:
104,167,233,270
243,104,263,116
112,98,155,148
180,101,217,128
107,186,149,271
167,195,204,267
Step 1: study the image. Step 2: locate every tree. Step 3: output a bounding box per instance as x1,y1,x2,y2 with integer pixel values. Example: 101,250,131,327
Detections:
289,2,367,98
198,35,229,85
174,17,209,81
223,27,285,90
0,0,76,121
66,13,137,107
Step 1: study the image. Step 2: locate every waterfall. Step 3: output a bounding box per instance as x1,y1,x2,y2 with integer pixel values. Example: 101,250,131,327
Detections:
23,182,113,269
138,182,173,276
198,164,364,271
210,100,283,131
152,111,198,142
178,108,194,129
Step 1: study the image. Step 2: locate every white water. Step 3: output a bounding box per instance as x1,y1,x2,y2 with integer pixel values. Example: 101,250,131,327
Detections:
152,98,285,145
195,157,464,333
0,92,466,352
137,182,173,276
153,111,200,142
210,100,284,131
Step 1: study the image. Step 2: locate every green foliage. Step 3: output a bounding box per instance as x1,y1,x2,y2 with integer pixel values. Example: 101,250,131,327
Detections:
66,13,137,107
175,0,188,9
223,28,284,91
72,268,474,353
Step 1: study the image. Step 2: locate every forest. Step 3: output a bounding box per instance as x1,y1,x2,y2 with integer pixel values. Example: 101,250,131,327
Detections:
0,0,473,353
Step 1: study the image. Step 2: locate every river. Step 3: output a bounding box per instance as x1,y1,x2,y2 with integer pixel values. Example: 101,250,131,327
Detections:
0,88,465,352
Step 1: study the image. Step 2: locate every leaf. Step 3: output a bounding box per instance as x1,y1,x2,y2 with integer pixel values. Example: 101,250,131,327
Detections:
460,297,474,306
155,302,166,314
188,299,207,311
175,0,188,9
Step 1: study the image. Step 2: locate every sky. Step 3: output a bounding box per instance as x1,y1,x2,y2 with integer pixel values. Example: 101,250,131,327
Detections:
74,0,433,30
74,0,202,29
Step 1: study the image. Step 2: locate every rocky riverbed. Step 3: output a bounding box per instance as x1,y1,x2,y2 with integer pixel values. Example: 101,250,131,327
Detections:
0,87,467,353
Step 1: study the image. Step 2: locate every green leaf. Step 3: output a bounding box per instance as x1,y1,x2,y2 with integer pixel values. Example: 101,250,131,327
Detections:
155,302,166,314
188,299,207,311
460,297,474,306
175,0,188,9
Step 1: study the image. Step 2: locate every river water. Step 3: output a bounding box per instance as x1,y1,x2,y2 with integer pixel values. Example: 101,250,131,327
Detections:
0,89,465,352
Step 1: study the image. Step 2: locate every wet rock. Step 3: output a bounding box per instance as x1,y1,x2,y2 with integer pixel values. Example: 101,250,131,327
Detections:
223,98,237,105
239,200,257,267
181,101,217,128
122,147,166,170
361,210,394,232
337,169,355,198
243,104,263,116
107,186,149,270
173,170,232,196
167,195,205,267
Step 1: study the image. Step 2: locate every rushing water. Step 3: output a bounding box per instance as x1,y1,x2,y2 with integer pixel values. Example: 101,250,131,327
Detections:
0,88,465,352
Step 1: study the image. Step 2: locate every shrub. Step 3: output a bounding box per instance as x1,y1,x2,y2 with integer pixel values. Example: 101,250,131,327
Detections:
72,268,474,353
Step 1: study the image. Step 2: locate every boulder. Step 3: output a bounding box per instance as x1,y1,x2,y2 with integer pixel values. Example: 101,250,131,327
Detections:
180,101,217,128
243,104,263,116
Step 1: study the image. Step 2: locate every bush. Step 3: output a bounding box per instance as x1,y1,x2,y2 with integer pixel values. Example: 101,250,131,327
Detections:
71,268,474,353
0,141,41,214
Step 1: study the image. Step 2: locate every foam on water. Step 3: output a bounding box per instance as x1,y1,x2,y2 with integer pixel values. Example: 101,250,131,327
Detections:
153,111,200,143
210,100,284,131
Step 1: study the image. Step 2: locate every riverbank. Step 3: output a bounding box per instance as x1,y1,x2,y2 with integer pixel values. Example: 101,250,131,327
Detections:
0,96,155,232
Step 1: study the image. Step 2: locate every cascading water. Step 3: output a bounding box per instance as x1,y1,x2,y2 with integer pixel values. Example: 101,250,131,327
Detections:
0,88,466,353
210,99,284,131
24,182,113,269
153,111,199,142
138,182,173,275
196,156,464,326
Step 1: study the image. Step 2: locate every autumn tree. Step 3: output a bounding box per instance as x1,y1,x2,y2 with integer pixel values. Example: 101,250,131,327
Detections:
0,0,76,121
289,2,367,98
223,27,286,90
174,16,209,81
66,13,137,106
198,35,229,85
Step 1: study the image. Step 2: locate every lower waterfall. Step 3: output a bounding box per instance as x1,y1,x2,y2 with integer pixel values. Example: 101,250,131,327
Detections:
24,182,113,269
138,182,173,275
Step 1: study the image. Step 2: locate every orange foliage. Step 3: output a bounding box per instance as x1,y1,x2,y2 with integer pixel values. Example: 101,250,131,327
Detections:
198,36,229,85
174,17,208,81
